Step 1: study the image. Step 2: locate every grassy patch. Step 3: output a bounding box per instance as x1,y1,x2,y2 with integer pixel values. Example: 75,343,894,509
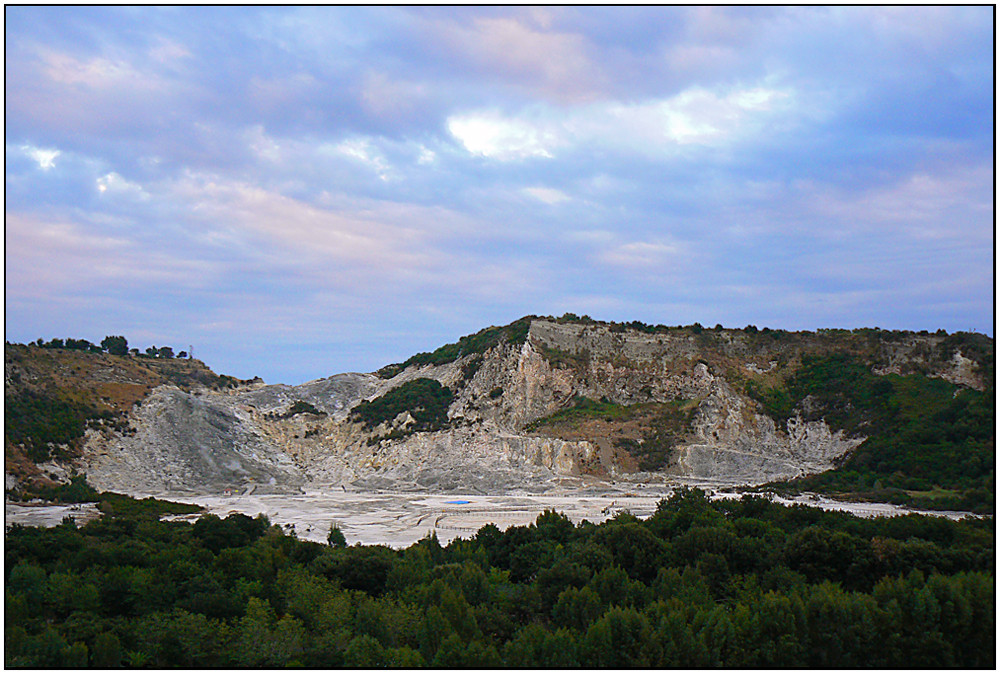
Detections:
27,475,201,518
525,396,633,430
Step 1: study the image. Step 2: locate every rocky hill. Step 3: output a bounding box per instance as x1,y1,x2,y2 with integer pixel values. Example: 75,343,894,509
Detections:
4,317,994,509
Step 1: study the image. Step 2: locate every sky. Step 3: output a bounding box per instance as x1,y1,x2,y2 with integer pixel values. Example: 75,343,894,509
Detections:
5,6,995,384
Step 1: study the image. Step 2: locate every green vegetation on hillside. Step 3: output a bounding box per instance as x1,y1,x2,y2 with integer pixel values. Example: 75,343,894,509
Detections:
528,397,695,472
748,354,995,513
282,401,326,418
5,488,993,668
526,396,635,428
4,341,259,496
536,344,591,370
616,408,694,472
4,390,115,463
376,318,534,379
24,475,202,518
350,379,454,437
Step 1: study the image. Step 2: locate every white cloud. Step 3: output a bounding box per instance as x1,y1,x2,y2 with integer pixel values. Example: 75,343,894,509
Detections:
448,83,792,161
96,172,146,198
417,146,437,165
244,124,284,162
523,186,570,204
327,139,394,180
447,113,561,160
20,144,60,170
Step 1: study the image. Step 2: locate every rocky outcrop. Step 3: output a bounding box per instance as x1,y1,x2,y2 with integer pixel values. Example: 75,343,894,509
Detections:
49,318,987,495
84,387,305,494
672,377,862,483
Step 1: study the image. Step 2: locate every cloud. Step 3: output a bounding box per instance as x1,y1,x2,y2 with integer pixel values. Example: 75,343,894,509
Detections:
38,48,167,92
327,139,395,181
148,38,193,66
4,212,216,299
167,172,466,284
20,144,61,170
360,71,428,120
522,187,570,204
793,161,993,240
447,112,561,160
599,240,684,269
429,13,604,102
96,171,147,198
447,83,792,160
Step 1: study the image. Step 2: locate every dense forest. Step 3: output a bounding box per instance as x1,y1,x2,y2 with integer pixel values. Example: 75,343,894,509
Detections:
5,489,993,668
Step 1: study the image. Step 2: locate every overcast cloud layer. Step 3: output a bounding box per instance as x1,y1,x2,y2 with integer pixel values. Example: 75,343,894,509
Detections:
5,6,994,384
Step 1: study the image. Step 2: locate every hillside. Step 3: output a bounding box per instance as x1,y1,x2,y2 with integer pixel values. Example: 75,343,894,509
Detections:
4,318,994,511
4,344,255,493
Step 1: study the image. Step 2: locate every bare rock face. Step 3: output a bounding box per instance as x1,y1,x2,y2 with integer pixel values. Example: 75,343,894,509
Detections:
84,386,305,494
672,376,862,484
232,373,381,419
73,318,986,494
937,351,982,389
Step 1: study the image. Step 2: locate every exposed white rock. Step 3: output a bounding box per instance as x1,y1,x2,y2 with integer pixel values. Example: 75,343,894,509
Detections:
76,319,965,495
937,350,981,389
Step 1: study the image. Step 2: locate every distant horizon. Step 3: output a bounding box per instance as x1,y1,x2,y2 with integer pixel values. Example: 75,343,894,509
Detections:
6,7,993,385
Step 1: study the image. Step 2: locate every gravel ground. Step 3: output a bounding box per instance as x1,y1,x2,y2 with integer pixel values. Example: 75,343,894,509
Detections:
5,502,102,528
160,486,979,548
159,489,669,547
5,487,977,548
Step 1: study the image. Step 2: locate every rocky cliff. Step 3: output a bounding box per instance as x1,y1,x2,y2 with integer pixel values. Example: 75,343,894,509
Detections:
5,318,992,496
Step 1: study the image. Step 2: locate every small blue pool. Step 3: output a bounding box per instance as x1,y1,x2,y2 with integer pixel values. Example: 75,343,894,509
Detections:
445,500,471,505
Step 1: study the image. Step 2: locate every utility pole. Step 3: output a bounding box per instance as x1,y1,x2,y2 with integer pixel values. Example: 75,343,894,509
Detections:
189,345,193,360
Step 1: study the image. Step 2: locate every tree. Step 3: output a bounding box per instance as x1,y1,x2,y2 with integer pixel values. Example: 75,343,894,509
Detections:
581,606,658,667
158,346,175,359
327,523,347,548
344,635,386,667
101,335,129,356
92,633,122,668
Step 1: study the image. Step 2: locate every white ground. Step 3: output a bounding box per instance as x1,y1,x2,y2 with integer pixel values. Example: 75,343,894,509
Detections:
5,502,102,528
159,490,665,547
5,487,978,548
